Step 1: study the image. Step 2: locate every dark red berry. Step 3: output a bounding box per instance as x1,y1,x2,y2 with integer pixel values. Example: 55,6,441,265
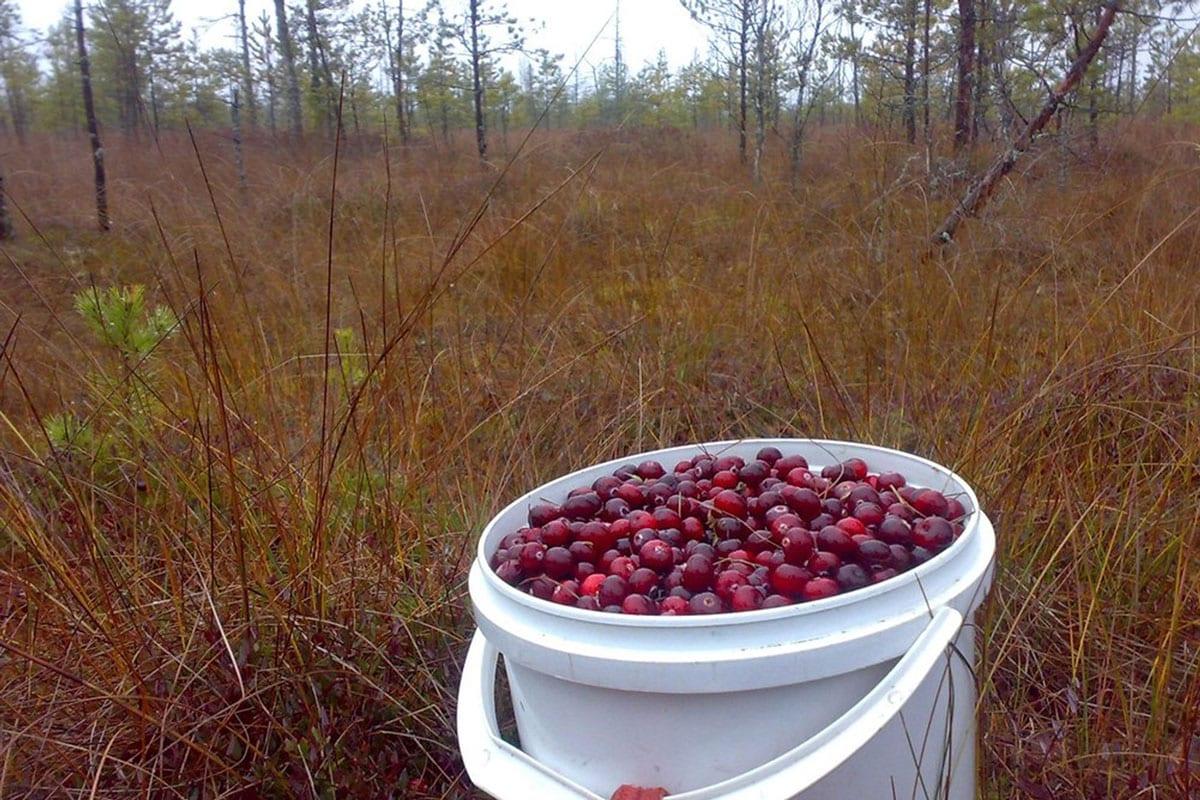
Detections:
913,517,954,549
543,546,574,578
817,525,857,558
762,594,791,609
528,503,561,527
713,489,748,518
639,539,674,572
731,584,764,611
622,594,657,615
771,563,810,597
756,446,783,464
689,592,723,614
803,577,840,600
913,489,949,518
598,575,629,606
835,564,870,591
682,555,715,592
877,516,912,545
495,560,523,584
660,595,689,615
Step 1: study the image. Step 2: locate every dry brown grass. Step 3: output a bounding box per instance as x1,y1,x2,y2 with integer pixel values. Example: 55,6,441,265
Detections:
1,120,1199,798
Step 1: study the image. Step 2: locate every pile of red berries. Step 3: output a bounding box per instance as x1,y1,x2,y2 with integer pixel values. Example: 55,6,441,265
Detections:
489,448,968,615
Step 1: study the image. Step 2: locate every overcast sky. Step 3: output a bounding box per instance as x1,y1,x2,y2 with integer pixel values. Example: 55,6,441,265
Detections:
17,0,714,72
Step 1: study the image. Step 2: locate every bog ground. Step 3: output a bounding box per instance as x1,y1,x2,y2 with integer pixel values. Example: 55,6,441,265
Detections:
1,126,1199,798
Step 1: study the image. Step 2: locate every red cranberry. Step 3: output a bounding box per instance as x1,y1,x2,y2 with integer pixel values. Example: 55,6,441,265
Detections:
835,564,870,591
762,594,792,608
562,492,602,520
771,563,810,597
601,498,631,521
580,573,606,596
627,509,656,530
652,507,682,530
576,595,601,611
876,472,906,491
877,516,912,545
713,517,743,540
945,497,967,521
673,460,693,474
689,592,723,614
631,528,658,550
597,549,621,574
740,460,770,486
660,595,689,615
715,539,743,557
817,526,856,558
887,503,916,522
857,539,892,565
639,539,675,572
495,560,523,584
781,529,815,564
731,584,764,611
552,581,579,604
713,469,739,489
785,467,813,488
544,546,574,578
714,489,748,518
889,544,912,570
713,455,744,472
628,567,658,595
807,551,841,575
518,543,546,574
622,594,657,615
714,569,748,602
542,520,570,547
756,446,783,464
528,577,556,600
528,503,561,527
609,556,637,580
598,575,629,606
853,501,885,527
616,483,644,507
682,517,705,541
809,512,835,530
913,489,949,518
657,528,684,548
911,546,934,565
686,542,716,560
636,461,666,480
682,555,715,592
803,577,840,600
575,562,596,581
775,454,808,473
768,512,803,538
913,517,954,549
820,463,847,482
835,517,868,538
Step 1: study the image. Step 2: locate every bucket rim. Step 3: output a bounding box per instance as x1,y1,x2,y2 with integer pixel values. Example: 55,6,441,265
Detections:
474,438,982,629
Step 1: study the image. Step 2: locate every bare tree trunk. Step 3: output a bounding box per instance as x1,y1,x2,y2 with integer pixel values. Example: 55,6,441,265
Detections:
470,0,486,160
954,0,976,149
75,0,109,232
972,0,988,140
238,0,257,126
232,88,247,192
0,162,12,240
849,16,861,126
274,0,303,138
738,5,749,164
933,0,1120,244
1127,27,1138,112
903,0,918,144
922,0,932,149
395,0,408,144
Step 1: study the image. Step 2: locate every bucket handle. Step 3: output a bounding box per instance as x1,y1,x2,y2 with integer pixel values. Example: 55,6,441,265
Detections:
457,606,964,800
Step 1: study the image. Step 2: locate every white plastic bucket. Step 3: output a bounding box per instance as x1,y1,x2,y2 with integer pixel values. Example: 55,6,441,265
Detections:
458,439,995,800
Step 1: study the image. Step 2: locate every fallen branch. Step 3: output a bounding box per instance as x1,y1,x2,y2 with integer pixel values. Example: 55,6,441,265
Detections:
932,0,1120,245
